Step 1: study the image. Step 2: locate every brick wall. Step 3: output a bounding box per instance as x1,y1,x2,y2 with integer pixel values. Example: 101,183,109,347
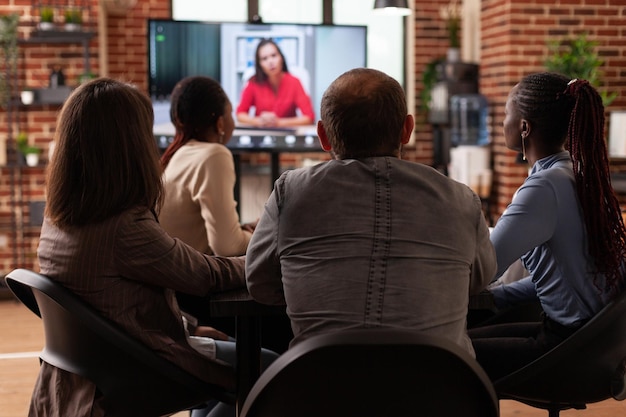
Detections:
478,0,626,217
0,0,625,273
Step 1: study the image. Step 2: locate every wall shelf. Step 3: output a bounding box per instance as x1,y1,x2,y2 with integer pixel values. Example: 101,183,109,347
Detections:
21,30,95,44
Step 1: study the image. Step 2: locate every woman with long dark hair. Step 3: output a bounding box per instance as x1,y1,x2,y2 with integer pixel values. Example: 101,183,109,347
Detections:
36,78,250,416
236,38,314,127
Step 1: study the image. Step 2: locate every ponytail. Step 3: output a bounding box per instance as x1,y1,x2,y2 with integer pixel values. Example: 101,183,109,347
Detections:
160,131,188,170
565,79,626,296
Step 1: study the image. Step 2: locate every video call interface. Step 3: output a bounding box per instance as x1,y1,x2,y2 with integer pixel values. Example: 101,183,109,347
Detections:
148,19,367,133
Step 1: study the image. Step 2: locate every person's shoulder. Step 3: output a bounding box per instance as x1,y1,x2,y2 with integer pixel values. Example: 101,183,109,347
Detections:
394,158,480,196
118,207,156,226
175,141,230,160
527,163,574,190
394,158,450,180
283,72,302,85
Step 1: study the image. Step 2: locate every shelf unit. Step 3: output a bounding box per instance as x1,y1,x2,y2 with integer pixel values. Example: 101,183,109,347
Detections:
19,30,95,105
0,3,95,272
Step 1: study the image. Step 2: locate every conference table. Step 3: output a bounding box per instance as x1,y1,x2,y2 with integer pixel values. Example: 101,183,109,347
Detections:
208,288,286,416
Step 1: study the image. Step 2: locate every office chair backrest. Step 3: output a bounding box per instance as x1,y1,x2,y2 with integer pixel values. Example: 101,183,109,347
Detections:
495,287,626,410
240,328,499,417
5,268,236,417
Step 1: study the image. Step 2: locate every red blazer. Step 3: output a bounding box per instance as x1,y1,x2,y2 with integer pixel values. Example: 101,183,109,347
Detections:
237,72,315,120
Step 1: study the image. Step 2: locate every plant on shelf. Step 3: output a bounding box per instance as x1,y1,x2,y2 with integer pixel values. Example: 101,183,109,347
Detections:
440,0,461,49
39,7,55,30
420,57,445,115
544,32,617,107
0,13,19,108
63,8,82,31
16,132,42,167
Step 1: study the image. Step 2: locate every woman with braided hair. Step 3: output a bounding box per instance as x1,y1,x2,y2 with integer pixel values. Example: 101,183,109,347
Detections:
469,72,626,381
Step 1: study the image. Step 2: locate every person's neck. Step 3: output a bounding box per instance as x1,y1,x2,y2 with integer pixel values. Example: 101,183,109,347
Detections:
268,72,283,90
526,147,566,167
195,134,222,144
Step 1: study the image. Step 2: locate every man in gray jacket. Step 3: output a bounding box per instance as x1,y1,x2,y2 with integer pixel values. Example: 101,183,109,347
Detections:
245,68,496,357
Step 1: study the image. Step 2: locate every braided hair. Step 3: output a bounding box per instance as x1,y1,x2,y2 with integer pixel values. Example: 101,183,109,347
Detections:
160,76,228,169
514,72,626,296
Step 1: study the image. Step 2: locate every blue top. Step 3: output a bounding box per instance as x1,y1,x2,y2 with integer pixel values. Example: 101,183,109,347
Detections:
490,151,610,327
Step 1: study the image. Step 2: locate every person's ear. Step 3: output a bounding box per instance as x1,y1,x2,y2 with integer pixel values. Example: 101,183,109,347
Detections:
521,119,531,137
216,115,225,134
317,120,332,152
401,114,415,145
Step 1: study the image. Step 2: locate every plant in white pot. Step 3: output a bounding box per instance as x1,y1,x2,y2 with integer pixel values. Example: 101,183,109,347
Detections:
16,132,42,167
39,7,55,31
440,0,462,62
63,8,82,32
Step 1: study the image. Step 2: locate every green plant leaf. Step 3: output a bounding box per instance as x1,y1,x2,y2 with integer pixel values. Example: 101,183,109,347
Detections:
543,32,615,106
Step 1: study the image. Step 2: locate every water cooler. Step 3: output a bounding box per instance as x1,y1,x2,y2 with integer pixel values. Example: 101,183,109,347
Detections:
428,61,491,200
428,61,479,173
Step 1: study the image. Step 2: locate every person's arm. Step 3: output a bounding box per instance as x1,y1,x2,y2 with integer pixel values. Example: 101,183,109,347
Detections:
192,147,251,256
274,75,314,127
490,175,558,279
489,276,538,309
469,193,497,295
236,112,263,127
245,178,285,305
236,81,260,126
115,209,246,296
275,114,313,128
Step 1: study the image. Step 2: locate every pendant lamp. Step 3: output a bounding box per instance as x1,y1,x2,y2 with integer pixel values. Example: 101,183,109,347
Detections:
373,0,412,16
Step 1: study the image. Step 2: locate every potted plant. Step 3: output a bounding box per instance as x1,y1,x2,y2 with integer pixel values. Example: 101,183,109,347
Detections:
544,32,617,107
16,133,42,167
39,7,55,31
421,57,445,116
440,0,462,61
63,8,82,32
0,13,18,109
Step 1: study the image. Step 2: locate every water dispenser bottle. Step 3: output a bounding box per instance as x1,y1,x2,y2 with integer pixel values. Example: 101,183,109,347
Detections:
450,94,489,146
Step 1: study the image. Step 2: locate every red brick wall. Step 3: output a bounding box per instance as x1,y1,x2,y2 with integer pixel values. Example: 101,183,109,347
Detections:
406,0,452,165
1,0,625,273
478,0,626,217
0,0,170,273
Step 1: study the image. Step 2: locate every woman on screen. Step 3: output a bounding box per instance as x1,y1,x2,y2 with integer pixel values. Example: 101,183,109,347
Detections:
236,39,315,128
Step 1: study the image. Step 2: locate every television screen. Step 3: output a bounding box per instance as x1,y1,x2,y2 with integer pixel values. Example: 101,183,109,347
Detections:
148,19,367,131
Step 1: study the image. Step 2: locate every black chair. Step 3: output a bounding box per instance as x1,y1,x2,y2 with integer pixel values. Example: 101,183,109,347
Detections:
4,268,236,417
494,289,626,417
240,328,499,417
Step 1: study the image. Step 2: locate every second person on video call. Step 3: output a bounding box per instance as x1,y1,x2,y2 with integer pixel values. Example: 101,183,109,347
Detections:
236,38,315,128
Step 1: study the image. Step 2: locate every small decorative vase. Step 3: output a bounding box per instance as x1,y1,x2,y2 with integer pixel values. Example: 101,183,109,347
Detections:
39,22,55,31
447,47,460,62
64,23,81,32
25,153,39,167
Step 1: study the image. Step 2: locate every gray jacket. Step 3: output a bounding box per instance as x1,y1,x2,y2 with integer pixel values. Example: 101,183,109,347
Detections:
246,157,496,356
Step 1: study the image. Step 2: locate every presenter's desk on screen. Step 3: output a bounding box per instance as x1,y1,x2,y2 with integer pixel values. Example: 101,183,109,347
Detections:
154,124,325,203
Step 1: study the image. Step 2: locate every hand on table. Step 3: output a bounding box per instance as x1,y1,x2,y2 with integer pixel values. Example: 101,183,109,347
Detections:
258,111,279,127
241,219,259,234
193,325,230,341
